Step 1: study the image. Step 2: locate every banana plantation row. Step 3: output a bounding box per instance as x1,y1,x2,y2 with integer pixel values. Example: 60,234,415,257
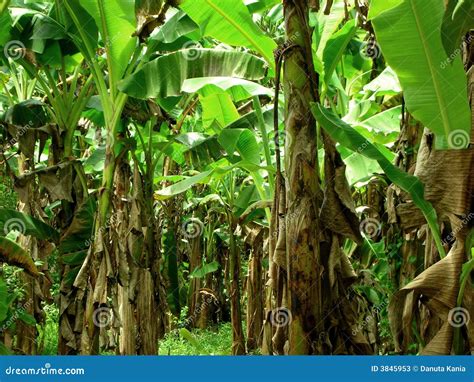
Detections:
0,0,472,355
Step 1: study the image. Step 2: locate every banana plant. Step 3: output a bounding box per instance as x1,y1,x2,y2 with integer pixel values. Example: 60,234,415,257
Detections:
369,0,471,149
63,0,140,224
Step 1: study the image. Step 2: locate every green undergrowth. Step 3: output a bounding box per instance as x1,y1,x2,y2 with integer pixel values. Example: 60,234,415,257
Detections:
159,323,233,355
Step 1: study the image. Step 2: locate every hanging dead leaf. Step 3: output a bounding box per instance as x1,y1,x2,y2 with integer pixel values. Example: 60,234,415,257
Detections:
0,236,40,277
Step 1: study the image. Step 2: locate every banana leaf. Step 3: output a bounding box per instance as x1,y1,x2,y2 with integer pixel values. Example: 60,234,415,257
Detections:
312,104,446,258
369,0,471,149
0,236,40,277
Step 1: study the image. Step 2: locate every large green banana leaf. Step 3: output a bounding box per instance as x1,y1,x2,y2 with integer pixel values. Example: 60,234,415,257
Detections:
155,170,214,200
218,128,260,165
312,104,446,258
201,92,240,129
0,209,59,241
149,10,199,45
182,77,272,102
155,161,269,201
119,49,267,100
369,0,471,150
60,0,98,56
0,8,11,46
322,20,357,82
180,0,276,68
78,0,137,85
314,0,347,58
245,0,280,13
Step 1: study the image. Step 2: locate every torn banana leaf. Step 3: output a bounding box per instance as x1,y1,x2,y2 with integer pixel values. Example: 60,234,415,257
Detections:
312,104,445,258
0,236,40,277
389,241,467,354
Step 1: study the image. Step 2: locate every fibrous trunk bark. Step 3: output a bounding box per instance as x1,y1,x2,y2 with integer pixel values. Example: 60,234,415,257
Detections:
245,226,264,350
283,0,323,355
229,216,245,355
263,0,372,355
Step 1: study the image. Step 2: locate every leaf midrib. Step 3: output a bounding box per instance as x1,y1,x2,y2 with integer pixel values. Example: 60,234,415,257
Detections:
203,0,273,66
409,0,450,137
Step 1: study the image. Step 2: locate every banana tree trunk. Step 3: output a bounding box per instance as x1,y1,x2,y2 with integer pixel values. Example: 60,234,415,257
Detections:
228,215,245,355
115,161,167,355
282,0,323,354
245,227,264,351
264,0,371,355
188,235,203,327
14,155,47,355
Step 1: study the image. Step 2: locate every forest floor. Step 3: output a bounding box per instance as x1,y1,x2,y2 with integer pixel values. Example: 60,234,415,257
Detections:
38,304,236,355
